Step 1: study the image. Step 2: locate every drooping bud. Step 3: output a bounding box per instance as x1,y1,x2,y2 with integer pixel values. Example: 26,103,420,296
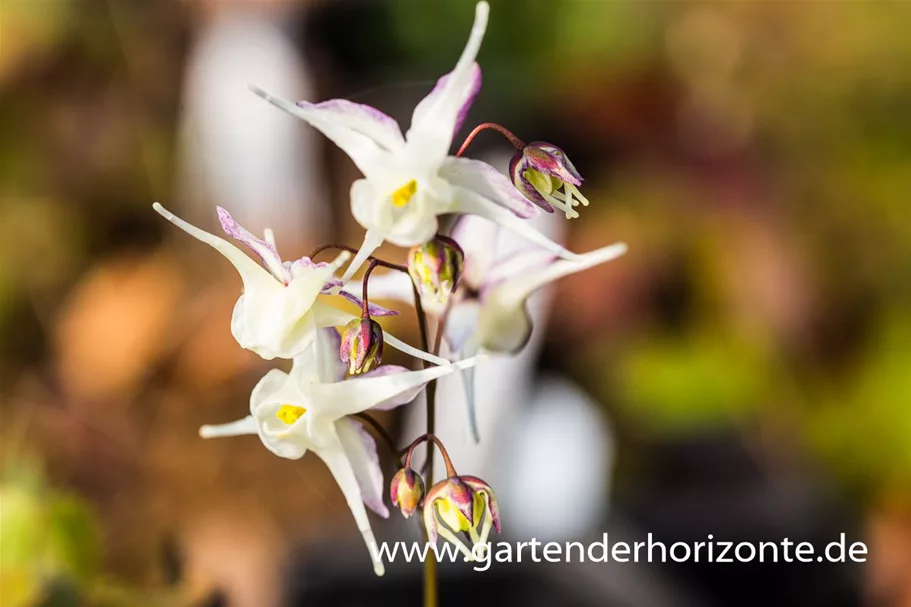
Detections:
423,474,501,561
407,235,465,314
340,317,383,375
390,467,425,518
509,141,589,219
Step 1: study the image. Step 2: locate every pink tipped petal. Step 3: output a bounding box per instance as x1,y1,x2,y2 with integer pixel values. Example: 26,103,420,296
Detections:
443,157,538,219
463,477,501,533
216,207,288,282
406,2,489,156
336,290,400,317
153,203,279,294
526,141,583,185
337,419,390,518
248,85,393,181
304,99,405,153
411,62,482,141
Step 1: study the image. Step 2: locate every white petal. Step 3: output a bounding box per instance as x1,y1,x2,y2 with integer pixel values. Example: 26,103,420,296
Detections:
358,365,425,411
313,356,484,418
291,327,346,385
153,203,276,293
449,215,500,287
441,156,537,219
406,2,489,159
199,415,258,438
478,243,628,353
443,300,481,354
248,85,394,181
458,338,481,443
449,188,583,261
491,242,627,310
409,62,482,147
337,418,389,518
340,229,385,283
315,436,386,576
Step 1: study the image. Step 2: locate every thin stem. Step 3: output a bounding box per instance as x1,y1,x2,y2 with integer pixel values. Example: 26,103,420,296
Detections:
402,433,458,478
309,243,406,273
412,285,439,607
361,260,380,317
455,122,526,158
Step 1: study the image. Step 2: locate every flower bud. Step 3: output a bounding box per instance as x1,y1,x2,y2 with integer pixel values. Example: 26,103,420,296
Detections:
509,141,589,219
423,474,501,560
407,236,465,315
340,317,383,375
390,467,425,518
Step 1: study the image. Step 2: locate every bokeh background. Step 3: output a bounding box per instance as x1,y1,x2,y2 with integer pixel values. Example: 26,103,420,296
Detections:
2,1,910,606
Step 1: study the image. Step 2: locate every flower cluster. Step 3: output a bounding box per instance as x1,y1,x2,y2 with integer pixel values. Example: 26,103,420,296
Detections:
155,1,626,578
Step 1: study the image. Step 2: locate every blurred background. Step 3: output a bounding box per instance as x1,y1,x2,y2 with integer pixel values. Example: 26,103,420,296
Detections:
2,1,911,605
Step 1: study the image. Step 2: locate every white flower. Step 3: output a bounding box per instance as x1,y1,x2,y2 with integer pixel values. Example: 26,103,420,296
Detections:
153,202,446,365
248,1,582,282
346,216,627,440
199,328,483,576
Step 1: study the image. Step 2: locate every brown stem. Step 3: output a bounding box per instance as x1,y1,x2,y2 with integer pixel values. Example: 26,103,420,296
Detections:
361,260,380,317
309,243,406,273
402,433,458,478
455,122,526,157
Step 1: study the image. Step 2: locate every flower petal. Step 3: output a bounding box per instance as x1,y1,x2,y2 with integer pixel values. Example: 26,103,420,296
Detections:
406,2,489,159
449,188,583,261
313,356,483,418
291,327,346,385
337,418,389,518
441,156,537,219
314,435,386,576
248,85,395,181
153,203,277,293
199,415,258,439
356,365,423,410
340,228,385,283
216,206,287,282
478,243,628,353
410,62,482,145
448,215,500,288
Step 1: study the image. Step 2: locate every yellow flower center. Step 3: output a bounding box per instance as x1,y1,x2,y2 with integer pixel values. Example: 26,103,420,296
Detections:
392,179,418,207
275,404,307,425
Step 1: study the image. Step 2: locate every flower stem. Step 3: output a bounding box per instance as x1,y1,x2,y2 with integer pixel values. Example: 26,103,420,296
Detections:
361,260,380,317
455,122,526,158
309,243,406,273
412,285,440,607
